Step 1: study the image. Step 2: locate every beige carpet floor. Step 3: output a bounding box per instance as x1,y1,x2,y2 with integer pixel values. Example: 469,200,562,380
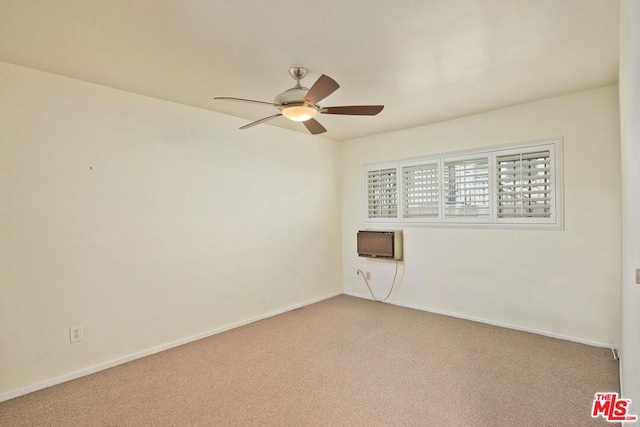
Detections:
0,295,620,426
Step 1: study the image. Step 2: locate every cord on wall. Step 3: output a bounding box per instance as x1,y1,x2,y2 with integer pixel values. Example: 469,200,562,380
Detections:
357,260,399,302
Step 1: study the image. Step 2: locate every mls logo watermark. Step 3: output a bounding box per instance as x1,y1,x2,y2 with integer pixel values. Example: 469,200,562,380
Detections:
591,392,638,422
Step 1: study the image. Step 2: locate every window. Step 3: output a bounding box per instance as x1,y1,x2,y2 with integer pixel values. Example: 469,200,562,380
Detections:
367,167,397,219
402,162,439,220
496,150,552,220
444,156,490,221
364,138,562,229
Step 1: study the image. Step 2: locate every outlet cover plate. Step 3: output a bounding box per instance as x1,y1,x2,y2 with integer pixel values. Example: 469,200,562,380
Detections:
69,326,83,343
636,269,640,285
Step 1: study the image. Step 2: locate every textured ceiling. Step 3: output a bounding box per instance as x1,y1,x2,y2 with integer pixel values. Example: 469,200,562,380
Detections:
0,0,620,141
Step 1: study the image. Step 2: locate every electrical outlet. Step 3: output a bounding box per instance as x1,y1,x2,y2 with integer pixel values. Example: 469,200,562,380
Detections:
69,326,83,343
366,271,371,280
636,269,640,285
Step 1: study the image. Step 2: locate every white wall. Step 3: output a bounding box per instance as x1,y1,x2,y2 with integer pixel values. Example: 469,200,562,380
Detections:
341,86,621,346
620,0,640,413
0,61,342,397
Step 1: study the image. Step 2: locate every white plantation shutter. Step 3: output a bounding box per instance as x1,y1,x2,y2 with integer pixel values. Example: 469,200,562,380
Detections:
363,138,561,228
402,163,440,218
496,150,552,219
444,157,490,219
367,167,398,219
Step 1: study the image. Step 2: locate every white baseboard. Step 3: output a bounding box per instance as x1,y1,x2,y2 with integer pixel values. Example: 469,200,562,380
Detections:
0,291,342,403
343,290,617,350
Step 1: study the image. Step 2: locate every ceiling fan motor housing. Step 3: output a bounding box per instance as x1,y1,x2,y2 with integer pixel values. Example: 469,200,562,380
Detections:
273,87,310,107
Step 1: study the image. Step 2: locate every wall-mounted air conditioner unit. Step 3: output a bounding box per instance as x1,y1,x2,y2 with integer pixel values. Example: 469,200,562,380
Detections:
357,230,403,261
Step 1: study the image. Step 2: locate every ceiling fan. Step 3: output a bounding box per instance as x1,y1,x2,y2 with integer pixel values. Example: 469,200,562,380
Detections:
214,67,384,135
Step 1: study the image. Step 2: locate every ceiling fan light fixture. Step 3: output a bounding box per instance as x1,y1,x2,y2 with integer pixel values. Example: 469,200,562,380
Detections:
282,105,318,122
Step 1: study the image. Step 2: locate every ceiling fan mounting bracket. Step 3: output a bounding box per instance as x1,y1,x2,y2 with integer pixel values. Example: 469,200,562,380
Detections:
288,67,308,83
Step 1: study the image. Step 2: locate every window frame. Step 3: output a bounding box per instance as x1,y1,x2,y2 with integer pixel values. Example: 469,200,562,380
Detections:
363,137,564,230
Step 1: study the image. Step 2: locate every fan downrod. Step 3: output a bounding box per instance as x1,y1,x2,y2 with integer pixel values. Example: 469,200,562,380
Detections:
288,67,308,87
